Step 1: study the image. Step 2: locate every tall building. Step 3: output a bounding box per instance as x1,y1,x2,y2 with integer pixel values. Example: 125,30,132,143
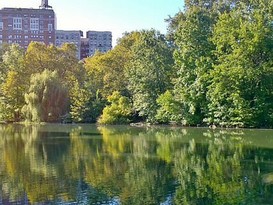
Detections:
86,31,112,56
0,1,113,60
55,30,83,59
0,0,55,49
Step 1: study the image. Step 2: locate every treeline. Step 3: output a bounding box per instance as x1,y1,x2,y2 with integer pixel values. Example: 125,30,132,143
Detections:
1,0,273,127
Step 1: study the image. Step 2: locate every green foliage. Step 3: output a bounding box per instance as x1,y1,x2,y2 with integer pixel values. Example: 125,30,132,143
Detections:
98,91,132,124
84,36,132,100
0,71,26,121
206,2,273,127
24,42,84,84
168,0,273,127
156,90,183,124
69,79,92,123
22,70,68,122
126,30,174,122
0,44,26,122
172,4,216,125
69,79,105,123
1,0,273,127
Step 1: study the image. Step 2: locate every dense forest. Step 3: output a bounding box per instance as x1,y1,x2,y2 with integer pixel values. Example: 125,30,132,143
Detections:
1,0,273,128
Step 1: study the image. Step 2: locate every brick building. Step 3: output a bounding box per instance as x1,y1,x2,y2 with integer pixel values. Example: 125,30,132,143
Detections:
0,4,55,49
0,1,113,59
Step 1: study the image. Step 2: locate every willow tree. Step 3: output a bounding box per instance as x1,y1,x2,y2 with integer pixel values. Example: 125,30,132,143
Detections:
22,70,68,122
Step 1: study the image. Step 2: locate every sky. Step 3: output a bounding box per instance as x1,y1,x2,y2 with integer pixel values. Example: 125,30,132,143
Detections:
0,0,183,46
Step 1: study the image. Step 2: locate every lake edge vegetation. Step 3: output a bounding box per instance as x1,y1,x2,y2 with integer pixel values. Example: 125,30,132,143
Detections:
1,0,273,128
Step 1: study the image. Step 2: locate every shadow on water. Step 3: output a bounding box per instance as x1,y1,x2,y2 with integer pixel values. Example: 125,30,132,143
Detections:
0,124,273,204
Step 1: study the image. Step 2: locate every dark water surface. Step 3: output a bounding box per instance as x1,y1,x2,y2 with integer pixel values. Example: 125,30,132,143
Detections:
1,124,273,204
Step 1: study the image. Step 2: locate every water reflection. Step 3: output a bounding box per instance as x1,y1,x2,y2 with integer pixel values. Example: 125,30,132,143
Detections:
0,125,273,204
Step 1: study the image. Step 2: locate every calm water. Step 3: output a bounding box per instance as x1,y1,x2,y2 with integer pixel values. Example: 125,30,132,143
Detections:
1,124,273,204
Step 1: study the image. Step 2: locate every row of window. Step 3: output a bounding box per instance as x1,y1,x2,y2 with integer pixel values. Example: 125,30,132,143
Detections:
0,18,53,31
2,35,51,39
56,34,80,40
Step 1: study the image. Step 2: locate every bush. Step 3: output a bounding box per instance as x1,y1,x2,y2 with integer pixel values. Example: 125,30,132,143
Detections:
98,91,132,124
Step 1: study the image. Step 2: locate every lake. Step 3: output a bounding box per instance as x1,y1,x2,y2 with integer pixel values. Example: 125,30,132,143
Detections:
0,124,273,204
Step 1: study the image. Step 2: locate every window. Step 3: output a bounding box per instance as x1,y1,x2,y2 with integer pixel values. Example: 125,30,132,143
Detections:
13,17,22,30
30,18,39,31
48,23,53,32
0,22,3,30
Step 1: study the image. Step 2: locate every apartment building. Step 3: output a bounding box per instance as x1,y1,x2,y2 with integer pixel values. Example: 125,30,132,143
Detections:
0,5,55,49
55,30,83,59
86,31,112,56
0,1,113,59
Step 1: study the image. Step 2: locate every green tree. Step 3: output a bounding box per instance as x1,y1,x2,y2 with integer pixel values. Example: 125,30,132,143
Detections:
206,1,273,127
172,4,216,125
24,42,88,122
22,70,68,122
84,32,135,99
24,42,84,84
0,44,26,121
126,30,174,122
82,32,140,122
69,77,104,123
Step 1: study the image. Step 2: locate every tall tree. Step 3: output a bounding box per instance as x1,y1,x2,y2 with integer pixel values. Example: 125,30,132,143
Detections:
206,1,273,127
82,32,138,122
126,30,174,122
84,32,136,99
172,5,216,125
0,44,26,121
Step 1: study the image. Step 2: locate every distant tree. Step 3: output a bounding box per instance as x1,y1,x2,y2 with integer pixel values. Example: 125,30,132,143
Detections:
69,77,104,123
0,44,9,88
82,32,140,122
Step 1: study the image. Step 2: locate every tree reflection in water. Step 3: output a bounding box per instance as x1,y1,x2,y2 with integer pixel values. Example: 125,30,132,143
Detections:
0,125,273,204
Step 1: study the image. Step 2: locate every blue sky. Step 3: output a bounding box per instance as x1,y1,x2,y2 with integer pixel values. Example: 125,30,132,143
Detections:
0,0,183,45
